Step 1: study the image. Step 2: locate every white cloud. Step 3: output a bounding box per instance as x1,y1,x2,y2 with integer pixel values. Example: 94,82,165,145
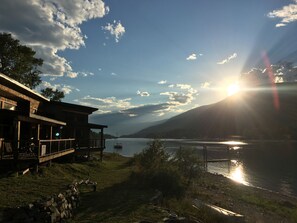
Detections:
111,72,117,76
267,0,297,27
160,83,198,108
75,95,134,114
0,0,109,77
137,90,150,97
176,84,191,90
217,53,237,65
158,80,167,85
201,82,210,88
240,63,297,86
186,53,203,60
39,81,80,94
67,72,78,78
66,71,94,78
186,53,203,61
186,53,197,60
102,20,125,42
160,92,194,106
275,23,286,27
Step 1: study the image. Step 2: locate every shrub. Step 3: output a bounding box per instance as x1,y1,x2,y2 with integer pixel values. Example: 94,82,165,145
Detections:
173,147,202,184
148,168,184,197
134,139,169,171
132,140,202,197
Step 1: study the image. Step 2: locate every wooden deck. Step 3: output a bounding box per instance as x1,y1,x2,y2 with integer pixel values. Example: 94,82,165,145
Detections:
0,138,76,163
39,148,75,163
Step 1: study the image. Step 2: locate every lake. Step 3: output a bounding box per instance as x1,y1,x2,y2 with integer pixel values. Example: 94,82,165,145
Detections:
105,138,297,197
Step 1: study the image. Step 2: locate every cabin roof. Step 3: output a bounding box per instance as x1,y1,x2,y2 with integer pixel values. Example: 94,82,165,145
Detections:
0,73,49,102
49,101,98,114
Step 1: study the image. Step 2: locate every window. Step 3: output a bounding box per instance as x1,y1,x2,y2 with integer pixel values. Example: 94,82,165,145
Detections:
0,98,17,111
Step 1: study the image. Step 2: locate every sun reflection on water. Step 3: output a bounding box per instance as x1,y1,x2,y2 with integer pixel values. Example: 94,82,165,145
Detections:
229,160,250,186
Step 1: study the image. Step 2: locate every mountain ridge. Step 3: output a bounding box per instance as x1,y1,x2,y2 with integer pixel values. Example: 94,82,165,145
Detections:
128,82,297,139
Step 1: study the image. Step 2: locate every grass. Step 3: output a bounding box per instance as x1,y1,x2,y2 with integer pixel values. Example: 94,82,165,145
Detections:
1,153,297,222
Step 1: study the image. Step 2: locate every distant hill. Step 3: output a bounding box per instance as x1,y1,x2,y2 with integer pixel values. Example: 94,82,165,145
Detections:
129,83,297,140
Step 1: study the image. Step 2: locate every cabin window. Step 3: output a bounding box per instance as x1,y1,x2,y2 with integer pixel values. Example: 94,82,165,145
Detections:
3,102,16,110
0,98,17,111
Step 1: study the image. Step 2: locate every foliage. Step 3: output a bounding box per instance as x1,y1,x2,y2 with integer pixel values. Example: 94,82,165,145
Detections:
147,168,185,197
134,139,169,171
41,87,65,102
173,147,202,184
0,33,43,89
133,139,203,197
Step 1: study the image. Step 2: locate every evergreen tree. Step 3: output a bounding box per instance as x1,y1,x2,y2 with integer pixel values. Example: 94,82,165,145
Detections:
0,33,42,89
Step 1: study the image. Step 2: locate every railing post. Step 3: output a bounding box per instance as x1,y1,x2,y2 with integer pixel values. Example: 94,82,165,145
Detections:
227,146,231,173
38,140,40,158
0,138,3,160
203,145,208,171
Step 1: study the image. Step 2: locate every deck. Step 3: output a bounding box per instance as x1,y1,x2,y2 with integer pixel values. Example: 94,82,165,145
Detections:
0,138,76,163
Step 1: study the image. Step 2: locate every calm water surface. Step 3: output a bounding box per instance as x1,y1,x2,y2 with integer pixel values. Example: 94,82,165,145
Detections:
105,138,297,197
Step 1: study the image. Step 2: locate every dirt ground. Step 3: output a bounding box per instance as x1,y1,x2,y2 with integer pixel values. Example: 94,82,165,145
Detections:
195,172,297,223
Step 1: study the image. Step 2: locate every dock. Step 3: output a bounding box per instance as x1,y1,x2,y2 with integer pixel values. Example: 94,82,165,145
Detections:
188,141,247,170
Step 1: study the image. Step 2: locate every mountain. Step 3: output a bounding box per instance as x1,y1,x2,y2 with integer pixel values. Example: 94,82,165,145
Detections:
90,111,166,136
129,83,297,139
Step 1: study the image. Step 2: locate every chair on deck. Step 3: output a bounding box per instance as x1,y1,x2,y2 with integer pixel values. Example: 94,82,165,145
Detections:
4,142,12,153
0,142,13,159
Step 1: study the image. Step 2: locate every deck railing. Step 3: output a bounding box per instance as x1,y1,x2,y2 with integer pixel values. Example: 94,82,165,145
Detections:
76,138,105,150
0,138,4,159
89,138,105,149
38,138,75,158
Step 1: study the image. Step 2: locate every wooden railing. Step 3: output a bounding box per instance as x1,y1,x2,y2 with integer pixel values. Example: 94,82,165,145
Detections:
0,138,4,159
38,138,75,157
76,138,105,150
89,139,105,149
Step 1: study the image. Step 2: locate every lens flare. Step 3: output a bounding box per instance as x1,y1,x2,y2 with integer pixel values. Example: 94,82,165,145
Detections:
227,83,240,96
262,51,280,111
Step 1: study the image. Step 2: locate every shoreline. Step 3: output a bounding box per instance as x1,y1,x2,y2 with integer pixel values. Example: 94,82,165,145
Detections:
106,139,297,198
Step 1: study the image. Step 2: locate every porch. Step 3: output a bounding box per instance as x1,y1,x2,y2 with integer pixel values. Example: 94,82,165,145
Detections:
0,138,75,163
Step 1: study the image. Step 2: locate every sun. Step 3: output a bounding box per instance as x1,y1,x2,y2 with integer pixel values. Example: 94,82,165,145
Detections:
227,83,240,96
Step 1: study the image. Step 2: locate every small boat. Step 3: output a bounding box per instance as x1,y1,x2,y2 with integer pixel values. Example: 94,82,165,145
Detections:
114,143,123,149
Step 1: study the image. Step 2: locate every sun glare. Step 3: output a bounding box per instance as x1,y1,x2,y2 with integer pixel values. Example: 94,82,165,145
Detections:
227,83,240,96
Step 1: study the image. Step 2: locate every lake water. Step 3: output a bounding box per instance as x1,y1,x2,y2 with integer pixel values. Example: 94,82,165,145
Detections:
105,138,297,197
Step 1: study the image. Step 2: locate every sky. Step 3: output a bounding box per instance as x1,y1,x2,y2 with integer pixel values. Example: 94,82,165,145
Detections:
1,0,297,135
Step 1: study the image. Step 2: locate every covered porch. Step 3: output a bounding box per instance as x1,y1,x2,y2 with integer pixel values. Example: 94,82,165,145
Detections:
0,110,75,165
74,123,107,161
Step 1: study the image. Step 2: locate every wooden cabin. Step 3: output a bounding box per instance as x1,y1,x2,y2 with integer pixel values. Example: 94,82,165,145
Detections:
0,73,107,169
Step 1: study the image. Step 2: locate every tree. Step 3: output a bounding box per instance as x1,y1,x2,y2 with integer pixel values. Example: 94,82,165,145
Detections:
173,147,202,184
0,33,43,89
41,87,65,102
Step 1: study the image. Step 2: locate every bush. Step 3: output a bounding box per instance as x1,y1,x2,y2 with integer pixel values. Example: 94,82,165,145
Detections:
173,147,202,184
148,168,184,197
132,140,202,197
134,139,169,171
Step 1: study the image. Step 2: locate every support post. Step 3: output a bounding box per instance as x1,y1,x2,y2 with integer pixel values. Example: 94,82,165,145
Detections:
203,145,208,171
17,121,21,149
100,128,104,161
13,119,20,161
50,126,52,154
227,146,231,173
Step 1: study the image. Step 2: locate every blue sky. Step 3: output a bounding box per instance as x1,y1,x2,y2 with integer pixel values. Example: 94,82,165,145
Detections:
1,0,297,134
